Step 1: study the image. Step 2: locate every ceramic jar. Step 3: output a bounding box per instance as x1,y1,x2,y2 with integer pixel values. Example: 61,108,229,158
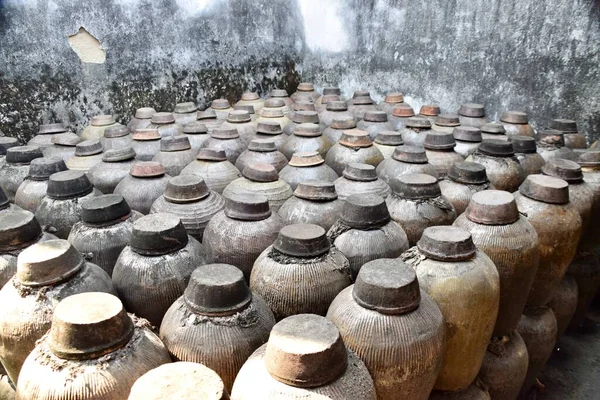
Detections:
378,92,404,115
0,137,20,170
373,131,403,160
511,136,546,175
172,102,198,125
424,131,465,177
127,107,156,131
42,132,81,161
270,89,293,110
100,124,132,150
574,149,600,253
148,112,184,137
325,130,384,176
283,111,322,136
152,135,196,176
65,139,104,172
0,146,44,201
236,139,288,172
256,99,292,130
348,94,379,121
432,114,461,134
281,123,333,160
376,145,439,183
181,149,241,194
291,82,320,103
182,121,209,151
27,123,67,149
439,162,491,215
417,104,440,122
197,109,225,133
316,95,340,113
453,126,482,158
278,181,343,230
551,119,586,149
208,99,234,120
236,92,265,113
317,87,342,106
114,161,171,214
279,152,338,190
389,104,415,130
548,275,578,339
400,226,500,391
323,115,357,143
481,123,509,141
458,103,487,128
131,128,161,161
356,111,395,139
334,163,391,202
346,90,371,105
88,147,137,194
252,121,287,150
200,126,245,164
466,139,525,192
327,258,445,400
500,111,535,138
536,129,577,162
320,100,355,128
15,157,67,212
400,117,433,147
234,105,258,122
81,114,120,141
222,110,256,146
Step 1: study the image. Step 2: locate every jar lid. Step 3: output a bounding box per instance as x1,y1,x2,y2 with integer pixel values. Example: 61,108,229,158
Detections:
339,129,373,148
243,163,279,182
417,226,477,261
420,105,441,117
75,139,103,156
510,136,537,153
448,161,488,185
330,116,356,129
0,210,42,251
353,259,420,314
211,127,240,139
293,102,316,112
227,110,251,123
17,239,83,287
374,131,403,146
390,173,440,199
182,121,208,134
51,132,81,146
28,157,67,180
519,174,570,204
248,138,277,152
466,190,519,225
323,87,341,96
363,111,388,122
326,101,348,111
341,194,390,229
575,149,600,167
501,111,528,124
38,123,67,134
261,108,285,118
174,102,197,114
342,163,378,182
264,98,286,108
405,117,431,128
536,129,565,146
135,107,157,119
273,224,330,257
233,105,255,116
481,123,506,134
132,128,161,141
352,96,374,105
265,314,347,388
297,82,314,92
321,95,340,105
292,111,319,124
102,147,136,162
453,126,482,142
435,114,460,127
295,180,337,201
271,89,288,97
211,99,231,110
0,137,19,154
131,213,189,255
130,161,166,178
384,92,404,103
478,139,515,157
47,170,93,199
6,145,44,164
392,104,415,117
294,123,321,137
542,158,583,183
184,264,252,316
224,193,271,221
352,90,370,98
458,103,485,117
424,131,456,150
241,92,260,101
392,145,428,164
151,112,176,124
164,175,211,203
197,109,218,119
104,124,129,138
48,292,134,360
160,135,191,151
81,194,131,224
91,115,116,126
289,151,324,167
257,121,283,135
196,149,227,162
551,119,577,133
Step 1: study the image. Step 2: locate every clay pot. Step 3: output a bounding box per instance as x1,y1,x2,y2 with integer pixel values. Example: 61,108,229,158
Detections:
256,99,292,130
182,121,209,151
454,190,539,336
148,112,184,137
100,124,132,150
510,136,546,175
424,131,465,178
453,126,482,158
400,226,500,391
574,149,600,253
150,175,225,241
466,139,525,192
320,100,355,128
279,152,338,190
514,175,582,306
87,147,137,194
419,104,441,124
127,107,156,132
432,114,461,134
377,145,439,183
386,173,457,246
323,115,357,143
281,123,333,160
551,119,586,149
378,92,404,115
481,123,509,142
112,213,207,327
16,292,170,400
458,103,487,128
0,146,44,201
152,135,197,176
400,117,433,147
42,132,81,161
131,128,162,161
291,82,320,103
81,114,120,140
0,239,115,384
373,131,403,160
197,109,225,133
328,194,409,278
566,253,600,332
389,104,416,130
208,98,234,120
65,139,104,172
114,161,171,214
548,275,578,339
180,149,241,194
172,102,198,126
325,130,384,176
252,121,287,150
269,88,294,111
348,94,380,120
0,138,19,170
15,157,67,212
230,314,377,399
27,123,67,149
357,111,395,139
283,111,322,136
500,111,535,138
439,162,491,215
334,163,391,202
327,258,445,400
200,126,245,164
317,94,341,113
68,194,141,276
35,170,101,239
278,181,343,230
236,92,265,113
346,90,371,105
536,130,577,162
236,139,288,172
221,110,256,146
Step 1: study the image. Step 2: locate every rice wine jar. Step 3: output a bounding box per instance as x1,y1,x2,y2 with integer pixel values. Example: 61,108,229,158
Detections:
376,145,438,183
131,128,161,161
15,157,67,212
279,151,338,190
173,102,198,126
87,147,137,194
114,161,171,214
439,162,491,215
551,118,586,149
323,115,357,143
373,131,403,160
208,98,234,120
510,136,545,175
100,124,132,150
65,139,104,172
81,114,119,141
278,181,342,230
221,110,256,147
27,123,67,149
466,139,525,192
127,107,156,132
325,130,384,176
399,117,432,148
432,114,461,134
281,123,333,160
378,92,404,116
389,104,415,130
152,135,197,176
181,149,241,194
182,121,209,151
0,146,44,202
535,129,576,162
334,163,391,202
356,111,395,139
424,131,465,178
200,126,245,164
453,126,482,158
500,111,535,138
548,274,578,339
458,103,487,128
236,138,288,172
148,112,183,138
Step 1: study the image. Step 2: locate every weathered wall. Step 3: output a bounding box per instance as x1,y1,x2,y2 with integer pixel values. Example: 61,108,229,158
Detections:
1,0,599,142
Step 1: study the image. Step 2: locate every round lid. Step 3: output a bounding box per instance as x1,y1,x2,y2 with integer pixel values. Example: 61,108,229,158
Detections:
130,161,166,178
75,139,103,156
510,136,537,153
575,149,600,167
458,103,485,117
363,111,388,122
501,111,529,124
466,190,519,225
132,128,161,141
234,105,255,114
536,129,565,146
352,96,374,105
0,137,19,155
51,132,81,146
374,131,403,146
551,118,578,133
103,124,129,138
273,224,330,257
242,163,279,182
392,104,415,117
435,114,460,127
353,259,420,314
424,131,456,150
265,314,347,388
405,117,431,128
6,145,43,164
47,170,93,199
341,194,390,229
392,145,428,164
420,105,441,117
261,108,284,118
81,194,131,224
17,239,83,287
294,180,337,201
0,210,43,251
211,99,231,110
130,213,189,255
182,121,208,134
326,100,348,111
390,173,440,199
271,89,288,97
322,87,341,96
519,174,570,204
248,138,277,152
542,158,583,183
264,98,285,109
330,115,356,129
91,115,116,126
227,110,251,123
417,226,477,261
184,264,252,316
241,92,260,101
102,147,136,162
48,292,134,360
481,123,506,134
453,126,482,142
321,95,340,105
224,193,271,221
151,112,176,124
478,139,515,157
174,102,197,114
164,175,210,203
160,135,191,151
257,121,283,135
297,82,315,92
211,127,240,139
339,129,373,148
135,107,157,119
289,151,324,167
342,163,378,182
384,92,404,103
294,123,321,137
198,109,219,119
293,102,316,112
292,111,319,124
28,157,67,180
448,161,488,185
352,90,370,98
39,123,67,134
196,149,227,162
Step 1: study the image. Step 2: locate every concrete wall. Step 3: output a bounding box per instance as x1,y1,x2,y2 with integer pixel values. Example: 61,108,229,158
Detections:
1,0,599,142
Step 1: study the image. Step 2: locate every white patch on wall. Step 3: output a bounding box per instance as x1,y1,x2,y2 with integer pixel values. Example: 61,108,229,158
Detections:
67,27,106,64
175,0,210,15
298,0,349,52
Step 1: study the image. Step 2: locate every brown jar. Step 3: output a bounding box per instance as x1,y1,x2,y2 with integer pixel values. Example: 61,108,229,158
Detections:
481,123,509,142
100,124,132,150
0,146,44,201
0,239,115,384
323,115,357,143
172,102,198,126
378,92,404,115
88,147,137,194
131,128,161,161
328,194,409,278
27,123,68,149
401,226,500,391
15,157,67,212
181,149,241,194
536,129,577,162
150,175,225,241
0,138,19,171
458,103,487,128
566,253,600,332
574,149,600,253
325,130,384,176
500,111,535,138
424,131,465,178
292,100,317,113
418,104,441,124
148,112,184,137
279,152,338,190
35,170,100,239
334,163,391,202
182,121,209,151
208,98,234,120
348,94,380,120
290,82,320,103
256,99,292,130
160,264,275,391
278,181,343,230
320,100,355,128
466,139,525,192
16,292,170,400
112,213,207,326
453,126,482,158
68,194,141,276
510,136,546,175
356,111,395,139
281,123,333,160
197,109,225,133
432,114,461,134
373,131,403,159
327,259,445,400
127,107,156,131
548,274,578,339
65,139,104,172
42,132,81,161
252,121,287,150
152,135,197,176
222,110,256,146
236,138,288,172
454,190,539,336
230,314,377,399
400,117,433,147
376,145,439,183
389,104,416,130
283,111,322,136
269,88,294,111
386,174,457,246
200,126,245,164
514,175,582,305
81,114,119,140
439,162,491,215
114,161,171,214
551,118,586,149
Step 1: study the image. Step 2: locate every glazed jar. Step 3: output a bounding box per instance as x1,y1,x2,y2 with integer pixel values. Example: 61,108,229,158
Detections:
200,126,245,164
203,193,284,281
182,121,209,151
148,112,184,137
432,114,461,134
81,114,119,140
376,145,439,183
429,384,491,399
327,258,445,400
400,117,433,147
16,292,170,399
348,94,380,120
418,104,441,124
0,146,44,201
88,147,137,194
323,115,357,143
454,190,539,336
389,104,416,130
0,239,115,384
574,149,600,253
100,124,132,150
172,102,198,125
221,110,256,147
68,194,140,276
181,149,241,194
236,92,265,113
514,175,582,305
328,194,409,278
466,139,525,192
114,161,171,214
223,163,292,212
208,98,234,120
279,151,338,190
256,99,291,130
269,88,294,110
453,126,482,158
236,138,288,172
283,111,322,136
481,123,509,141
316,94,341,114
439,162,491,215
15,157,67,212
386,173,457,246
278,181,342,230
373,131,403,159
42,132,81,161
400,226,500,391
378,92,404,115
150,175,225,241
536,129,577,162
27,123,67,149
356,111,395,139
0,137,20,170
127,107,156,131
152,135,197,176
230,314,377,400
320,100,354,128
112,213,207,326
131,128,161,161
511,136,545,175
197,109,225,133
291,82,320,103
424,131,465,177
65,139,104,172
281,123,333,160
500,111,535,138
566,253,600,332
252,121,287,150
551,118,586,149
325,129,384,176
35,170,100,239
334,163,391,202
458,103,487,128
548,274,578,339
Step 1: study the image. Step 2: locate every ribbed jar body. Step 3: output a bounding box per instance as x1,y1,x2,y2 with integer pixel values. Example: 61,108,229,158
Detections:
325,145,384,176
334,177,391,202
439,179,491,216
223,178,292,213
65,154,104,172
566,253,600,332
200,137,244,164
281,136,333,160
14,179,48,212
278,197,342,231
181,160,240,194
515,152,545,176
88,160,136,194
425,150,465,178
466,153,525,192
132,140,161,161
548,275,578,339
377,159,438,183
35,190,101,239
0,164,30,202
81,122,120,141
279,164,338,190
114,175,170,214
152,149,197,176
235,150,288,173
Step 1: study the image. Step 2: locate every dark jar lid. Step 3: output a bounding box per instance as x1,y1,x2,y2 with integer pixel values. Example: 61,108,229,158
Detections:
241,92,260,101
384,92,404,103
132,128,161,141
271,89,289,97
91,115,116,126
265,314,347,388
183,121,208,134
196,149,227,162
341,194,391,229
0,210,43,251
104,124,129,138
184,264,252,317
374,131,403,146
248,138,277,152
481,123,506,135
297,82,315,92
424,131,456,150
197,109,219,120
47,170,94,199
130,213,189,255
510,136,537,153
448,161,488,185
392,145,429,164
478,139,515,157
75,139,103,156
326,101,348,112
257,121,283,135
501,111,529,124
363,111,388,122
519,174,570,204
51,132,81,146
164,175,210,203
542,158,583,183
294,123,321,138
160,135,191,152
102,147,136,162
151,112,176,124
420,105,441,117
289,151,324,167
330,116,356,129
536,129,565,146
417,226,477,261
130,161,166,178
342,163,378,182
6,145,44,165
435,114,460,127
352,96,374,105
575,149,600,167
227,110,252,123
353,259,421,315
264,98,286,108
211,127,240,140
405,117,431,129
295,180,337,201
352,90,370,98
321,95,340,105
390,173,440,199
339,129,373,148
211,99,231,110
261,108,285,118
292,111,320,125
17,239,84,287
28,157,67,181
551,118,577,133
135,107,157,119
273,224,330,257
458,103,485,118
174,102,197,114
453,126,482,142
39,123,67,134
48,292,134,360
243,163,279,182
224,193,271,221
81,194,131,225
323,87,341,96
392,105,415,117
0,137,19,155
293,102,316,112
466,190,519,225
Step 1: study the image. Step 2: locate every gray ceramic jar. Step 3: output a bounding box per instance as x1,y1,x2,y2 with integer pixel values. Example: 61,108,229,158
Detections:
65,139,104,172
0,137,19,170
281,123,333,160
131,128,162,161
431,114,461,134
148,112,184,138
81,114,120,141
510,136,546,175
466,139,525,192
236,138,288,172
536,129,577,162
458,103,487,128
182,121,210,151
200,126,245,164
0,146,44,202
251,121,287,150
283,111,322,136
376,145,439,183
334,163,391,202
500,111,535,138
389,104,415,130
453,126,482,158
180,149,241,194
87,147,137,194
551,118,586,149
100,124,132,150
114,161,171,214
152,135,197,176
279,151,338,190
221,110,256,147
14,157,67,212
373,131,403,160
356,111,395,139
400,117,433,148
323,115,357,144
173,102,198,126
378,92,404,116
27,123,68,149
127,107,157,132
481,123,509,142
325,130,384,176
424,131,465,178
278,181,343,230
439,162,492,215
42,132,81,161
320,100,355,128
